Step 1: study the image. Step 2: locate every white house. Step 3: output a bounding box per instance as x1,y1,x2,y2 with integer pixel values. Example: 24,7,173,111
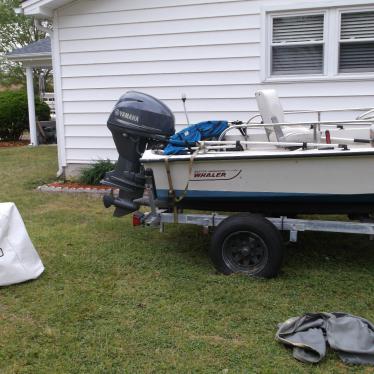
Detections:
20,0,374,177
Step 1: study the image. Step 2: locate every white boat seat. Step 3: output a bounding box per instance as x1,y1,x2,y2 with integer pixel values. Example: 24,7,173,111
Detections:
255,89,318,143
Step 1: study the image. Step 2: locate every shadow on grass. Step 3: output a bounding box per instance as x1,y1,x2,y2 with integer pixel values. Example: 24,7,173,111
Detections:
147,221,374,279
284,231,374,274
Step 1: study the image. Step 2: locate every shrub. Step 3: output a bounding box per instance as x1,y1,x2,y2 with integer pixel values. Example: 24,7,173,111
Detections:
0,90,50,141
79,159,116,185
36,98,51,122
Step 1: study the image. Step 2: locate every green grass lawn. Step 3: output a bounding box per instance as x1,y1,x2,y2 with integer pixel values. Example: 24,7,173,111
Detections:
1,146,374,373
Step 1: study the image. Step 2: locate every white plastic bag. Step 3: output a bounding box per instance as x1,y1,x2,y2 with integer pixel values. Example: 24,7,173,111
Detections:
0,203,44,286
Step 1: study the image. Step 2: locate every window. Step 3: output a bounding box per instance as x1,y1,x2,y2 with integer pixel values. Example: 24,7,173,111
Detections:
265,6,374,80
271,14,325,76
339,11,374,73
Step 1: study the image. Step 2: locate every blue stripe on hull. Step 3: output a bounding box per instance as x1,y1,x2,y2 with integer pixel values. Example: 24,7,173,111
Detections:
156,189,374,204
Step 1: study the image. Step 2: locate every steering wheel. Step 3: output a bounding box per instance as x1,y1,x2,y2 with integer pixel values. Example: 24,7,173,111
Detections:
356,109,374,121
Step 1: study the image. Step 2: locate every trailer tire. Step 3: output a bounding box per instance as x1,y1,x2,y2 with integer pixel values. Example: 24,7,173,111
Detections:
209,214,283,278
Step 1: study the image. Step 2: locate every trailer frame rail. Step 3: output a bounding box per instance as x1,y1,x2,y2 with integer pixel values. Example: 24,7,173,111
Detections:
143,212,374,242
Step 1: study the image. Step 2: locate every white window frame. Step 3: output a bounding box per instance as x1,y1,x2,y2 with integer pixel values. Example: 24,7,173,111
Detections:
261,1,374,83
268,10,328,78
338,7,374,74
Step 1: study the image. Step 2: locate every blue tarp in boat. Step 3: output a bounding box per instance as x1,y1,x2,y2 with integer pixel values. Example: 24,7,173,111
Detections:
164,120,229,155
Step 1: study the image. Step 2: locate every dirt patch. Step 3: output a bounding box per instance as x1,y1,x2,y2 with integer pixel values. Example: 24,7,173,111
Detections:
0,140,29,148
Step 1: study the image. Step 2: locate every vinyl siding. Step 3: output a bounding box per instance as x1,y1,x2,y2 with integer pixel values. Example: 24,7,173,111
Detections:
55,0,374,165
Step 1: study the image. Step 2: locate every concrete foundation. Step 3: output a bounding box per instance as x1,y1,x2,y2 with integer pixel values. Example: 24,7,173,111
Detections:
64,163,91,179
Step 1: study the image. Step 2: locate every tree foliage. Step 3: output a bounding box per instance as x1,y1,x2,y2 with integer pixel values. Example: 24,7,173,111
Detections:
0,0,47,86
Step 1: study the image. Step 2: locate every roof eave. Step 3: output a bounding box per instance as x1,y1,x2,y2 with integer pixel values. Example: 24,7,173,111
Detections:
7,52,52,62
21,0,74,18
21,5,53,18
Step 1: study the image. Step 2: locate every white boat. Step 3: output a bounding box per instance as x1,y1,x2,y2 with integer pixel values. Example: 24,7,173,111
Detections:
141,146,374,215
103,89,374,217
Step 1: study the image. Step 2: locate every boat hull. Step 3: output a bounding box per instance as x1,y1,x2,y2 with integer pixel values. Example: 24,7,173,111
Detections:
141,150,374,215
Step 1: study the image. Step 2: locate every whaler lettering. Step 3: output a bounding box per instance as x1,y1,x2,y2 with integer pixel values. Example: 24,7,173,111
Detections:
194,172,226,178
190,169,242,181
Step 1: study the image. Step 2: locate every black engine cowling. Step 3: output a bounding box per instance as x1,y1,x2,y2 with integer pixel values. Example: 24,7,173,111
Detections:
102,91,175,216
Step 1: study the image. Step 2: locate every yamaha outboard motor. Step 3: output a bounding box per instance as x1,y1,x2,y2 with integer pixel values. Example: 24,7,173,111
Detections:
102,91,175,216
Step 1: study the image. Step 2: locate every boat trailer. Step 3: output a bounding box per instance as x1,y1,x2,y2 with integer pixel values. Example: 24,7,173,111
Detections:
129,178,374,278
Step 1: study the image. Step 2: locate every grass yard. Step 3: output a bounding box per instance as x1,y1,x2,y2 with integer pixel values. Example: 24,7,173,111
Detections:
1,146,374,373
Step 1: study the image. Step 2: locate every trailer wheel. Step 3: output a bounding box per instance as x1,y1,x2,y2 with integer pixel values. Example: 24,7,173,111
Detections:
209,214,283,278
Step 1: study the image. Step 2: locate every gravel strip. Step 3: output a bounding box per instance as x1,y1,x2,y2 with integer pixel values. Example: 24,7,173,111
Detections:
37,184,119,196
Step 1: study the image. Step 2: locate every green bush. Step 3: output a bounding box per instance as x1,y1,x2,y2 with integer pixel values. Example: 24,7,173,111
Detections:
0,90,50,141
36,98,51,122
79,159,116,185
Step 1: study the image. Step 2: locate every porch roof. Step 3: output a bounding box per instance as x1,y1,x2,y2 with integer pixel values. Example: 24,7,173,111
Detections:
6,38,51,67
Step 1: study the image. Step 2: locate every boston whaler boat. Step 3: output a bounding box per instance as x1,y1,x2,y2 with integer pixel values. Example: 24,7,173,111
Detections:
102,89,374,278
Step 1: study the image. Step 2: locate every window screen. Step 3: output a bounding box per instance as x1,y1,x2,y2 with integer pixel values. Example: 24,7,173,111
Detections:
339,11,374,73
271,14,325,76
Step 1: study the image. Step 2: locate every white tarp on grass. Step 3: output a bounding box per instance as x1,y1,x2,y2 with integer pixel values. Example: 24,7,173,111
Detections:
0,203,44,286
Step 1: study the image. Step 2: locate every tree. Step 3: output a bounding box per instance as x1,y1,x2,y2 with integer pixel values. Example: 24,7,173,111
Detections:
0,0,47,86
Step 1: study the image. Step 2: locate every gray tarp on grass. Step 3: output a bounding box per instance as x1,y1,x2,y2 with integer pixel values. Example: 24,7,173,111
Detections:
276,312,374,365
